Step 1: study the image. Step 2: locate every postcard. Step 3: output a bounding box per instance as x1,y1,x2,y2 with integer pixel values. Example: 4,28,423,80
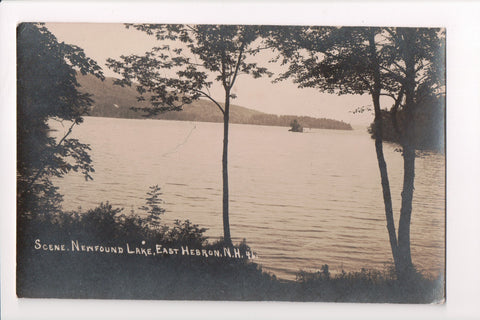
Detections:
16,22,445,303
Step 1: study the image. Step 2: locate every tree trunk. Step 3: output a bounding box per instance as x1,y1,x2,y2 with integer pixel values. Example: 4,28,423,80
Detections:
397,145,415,279
222,89,232,246
397,28,417,280
368,30,401,275
373,102,401,273
374,96,400,275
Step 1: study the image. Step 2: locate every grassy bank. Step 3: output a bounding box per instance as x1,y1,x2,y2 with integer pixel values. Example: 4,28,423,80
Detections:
17,202,444,303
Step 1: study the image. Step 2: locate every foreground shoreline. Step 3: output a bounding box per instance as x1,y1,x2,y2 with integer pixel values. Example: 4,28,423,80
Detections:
19,236,444,303
17,251,444,303
17,202,444,303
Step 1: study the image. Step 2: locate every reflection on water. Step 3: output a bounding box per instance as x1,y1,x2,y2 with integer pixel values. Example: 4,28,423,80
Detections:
51,117,445,280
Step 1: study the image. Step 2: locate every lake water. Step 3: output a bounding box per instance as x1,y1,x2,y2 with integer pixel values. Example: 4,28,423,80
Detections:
51,117,445,280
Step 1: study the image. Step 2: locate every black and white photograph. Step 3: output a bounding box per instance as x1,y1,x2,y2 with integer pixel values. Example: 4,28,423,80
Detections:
2,1,480,319
16,22,445,302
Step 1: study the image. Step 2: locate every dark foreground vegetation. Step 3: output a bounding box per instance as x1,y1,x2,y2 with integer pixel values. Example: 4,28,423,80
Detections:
17,202,444,303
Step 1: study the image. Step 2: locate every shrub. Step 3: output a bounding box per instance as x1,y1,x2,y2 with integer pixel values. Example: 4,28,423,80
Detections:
138,185,165,229
165,219,208,247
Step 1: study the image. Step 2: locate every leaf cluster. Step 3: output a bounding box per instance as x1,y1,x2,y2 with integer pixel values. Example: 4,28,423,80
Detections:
269,26,444,100
268,26,445,146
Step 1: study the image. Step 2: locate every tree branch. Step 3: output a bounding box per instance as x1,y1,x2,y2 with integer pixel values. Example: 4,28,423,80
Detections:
358,74,373,93
379,93,398,100
379,64,406,83
194,89,225,115
390,86,405,137
391,60,407,75
22,120,77,196
245,45,274,53
229,42,246,89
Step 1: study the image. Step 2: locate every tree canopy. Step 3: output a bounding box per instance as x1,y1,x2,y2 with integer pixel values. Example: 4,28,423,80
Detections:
107,24,272,115
17,23,104,217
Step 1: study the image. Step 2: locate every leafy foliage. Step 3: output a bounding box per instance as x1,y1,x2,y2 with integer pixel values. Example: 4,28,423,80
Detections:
165,219,208,247
295,263,443,303
17,23,104,218
269,26,445,125
139,185,166,229
106,24,272,117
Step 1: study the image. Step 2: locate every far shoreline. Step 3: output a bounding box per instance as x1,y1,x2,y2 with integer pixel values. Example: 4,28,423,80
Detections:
82,114,355,131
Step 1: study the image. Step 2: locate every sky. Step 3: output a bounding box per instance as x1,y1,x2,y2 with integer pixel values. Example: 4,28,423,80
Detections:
45,23,375,126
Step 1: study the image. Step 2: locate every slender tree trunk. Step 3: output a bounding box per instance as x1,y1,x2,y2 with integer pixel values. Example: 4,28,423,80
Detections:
397,145,415,278
397,28,417,280
373,96,401,273
368,30,401,275
222,89,232,246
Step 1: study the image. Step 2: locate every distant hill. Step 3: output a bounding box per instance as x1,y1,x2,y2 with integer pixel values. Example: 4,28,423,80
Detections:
77,74,353,131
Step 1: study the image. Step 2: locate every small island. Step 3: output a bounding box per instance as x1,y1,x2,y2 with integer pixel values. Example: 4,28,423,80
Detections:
289,119,303,132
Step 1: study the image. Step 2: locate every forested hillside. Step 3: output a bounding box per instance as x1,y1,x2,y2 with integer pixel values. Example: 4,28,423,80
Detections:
78,74,353,130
